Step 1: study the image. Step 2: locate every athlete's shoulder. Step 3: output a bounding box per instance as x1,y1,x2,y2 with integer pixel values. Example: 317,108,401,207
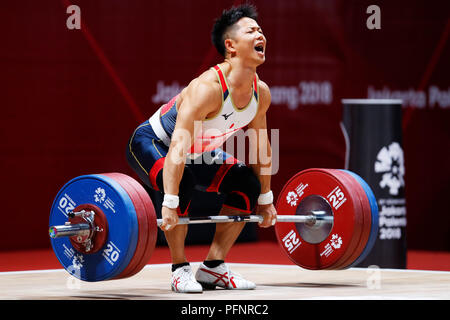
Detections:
256,77,271,108
177,68,222,119
185,68,222,98
198,66,221,83
256,75,270,94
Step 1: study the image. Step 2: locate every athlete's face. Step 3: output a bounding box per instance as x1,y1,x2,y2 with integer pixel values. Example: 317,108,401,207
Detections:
225,17,266,65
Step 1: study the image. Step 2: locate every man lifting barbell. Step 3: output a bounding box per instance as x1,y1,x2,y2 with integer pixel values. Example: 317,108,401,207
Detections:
125,4,276,293
48,3,379,292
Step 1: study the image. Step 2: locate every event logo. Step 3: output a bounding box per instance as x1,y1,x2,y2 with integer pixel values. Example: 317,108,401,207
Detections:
320,234,343,257
94,187,106,203
72,254,84,270
374,142,405,195
330,234,343,249
286,191,299,206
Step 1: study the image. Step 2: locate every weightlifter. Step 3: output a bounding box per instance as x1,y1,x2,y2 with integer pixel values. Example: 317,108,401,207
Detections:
126,4,276,293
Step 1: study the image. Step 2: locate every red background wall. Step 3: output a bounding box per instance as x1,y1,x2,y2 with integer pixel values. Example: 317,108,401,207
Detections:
0,0,449,251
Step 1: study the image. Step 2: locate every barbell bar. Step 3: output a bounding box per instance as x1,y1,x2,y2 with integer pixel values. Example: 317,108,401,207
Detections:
167,211,332,226
49,210,333,239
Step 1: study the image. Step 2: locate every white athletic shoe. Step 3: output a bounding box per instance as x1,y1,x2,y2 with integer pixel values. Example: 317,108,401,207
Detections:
171,265,203,293
195,262,256,290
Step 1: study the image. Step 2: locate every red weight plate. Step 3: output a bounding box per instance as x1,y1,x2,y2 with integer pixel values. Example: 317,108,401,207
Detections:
101,173,149,279
275,168,364,270
330,170,372,269
314,169,364,269
324,169,372,270
114,173,157,277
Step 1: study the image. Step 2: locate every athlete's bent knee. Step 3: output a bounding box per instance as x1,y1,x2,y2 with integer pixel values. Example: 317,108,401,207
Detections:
220,163,261,212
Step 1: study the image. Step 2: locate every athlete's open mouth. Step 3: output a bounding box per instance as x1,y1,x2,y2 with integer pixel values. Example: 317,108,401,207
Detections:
254,45,264,53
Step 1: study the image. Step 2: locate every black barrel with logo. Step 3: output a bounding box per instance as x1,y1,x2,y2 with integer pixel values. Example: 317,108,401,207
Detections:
341,99,407,268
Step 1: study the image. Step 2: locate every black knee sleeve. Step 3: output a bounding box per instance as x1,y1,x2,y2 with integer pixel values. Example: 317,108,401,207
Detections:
156,166,196,215
219,163,261,213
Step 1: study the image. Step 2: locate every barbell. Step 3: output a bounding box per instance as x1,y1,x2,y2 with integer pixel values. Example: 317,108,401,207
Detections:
48,168,379,281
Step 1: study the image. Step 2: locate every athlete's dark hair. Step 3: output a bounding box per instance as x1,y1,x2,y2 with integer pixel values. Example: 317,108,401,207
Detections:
211,4,258,57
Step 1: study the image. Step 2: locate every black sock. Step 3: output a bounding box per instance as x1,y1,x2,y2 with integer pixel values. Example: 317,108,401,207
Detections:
172,262,190,272
203,260,224,268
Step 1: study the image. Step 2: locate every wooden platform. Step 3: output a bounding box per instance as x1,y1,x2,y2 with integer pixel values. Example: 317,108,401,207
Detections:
1,263,449,300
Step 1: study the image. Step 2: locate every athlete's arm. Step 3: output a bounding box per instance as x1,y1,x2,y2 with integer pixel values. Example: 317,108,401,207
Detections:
248,80,272,192
160,78,221,231
248,80,277,227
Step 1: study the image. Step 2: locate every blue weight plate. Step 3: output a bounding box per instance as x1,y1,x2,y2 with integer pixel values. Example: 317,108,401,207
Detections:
49,174,139,281
340,170,379,268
